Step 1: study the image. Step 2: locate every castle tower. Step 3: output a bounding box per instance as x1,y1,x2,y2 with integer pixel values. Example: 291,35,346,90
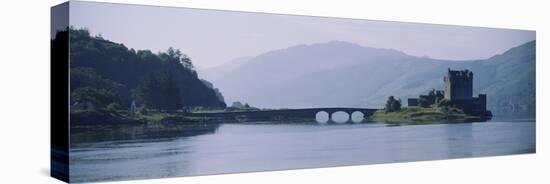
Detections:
444,68,473,101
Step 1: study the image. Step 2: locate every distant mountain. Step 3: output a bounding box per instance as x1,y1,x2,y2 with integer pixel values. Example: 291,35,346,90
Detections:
216,41,411,92
197,56,253,81
214,40,535,117
478,41,536,117
214,41,411,104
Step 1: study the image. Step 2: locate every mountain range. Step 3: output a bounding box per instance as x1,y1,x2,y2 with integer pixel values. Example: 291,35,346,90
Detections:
201,40,535,117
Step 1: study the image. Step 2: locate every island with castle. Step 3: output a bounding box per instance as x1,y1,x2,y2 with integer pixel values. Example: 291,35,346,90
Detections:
373,68,493,124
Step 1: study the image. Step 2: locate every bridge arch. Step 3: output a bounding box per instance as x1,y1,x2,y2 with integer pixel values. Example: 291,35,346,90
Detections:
331,111,350,124
188,107,376,124
315,111,330,124
350,111,365,123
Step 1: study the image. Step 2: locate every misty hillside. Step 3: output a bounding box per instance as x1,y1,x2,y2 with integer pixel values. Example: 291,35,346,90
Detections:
197,56,253,81
213,40,535,117
214,41,412,94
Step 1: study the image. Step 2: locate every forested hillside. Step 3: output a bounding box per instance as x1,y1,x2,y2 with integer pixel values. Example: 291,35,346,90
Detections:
55,28,226,111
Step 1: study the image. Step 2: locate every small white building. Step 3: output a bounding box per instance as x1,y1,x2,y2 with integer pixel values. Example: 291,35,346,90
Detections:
129,100,137,115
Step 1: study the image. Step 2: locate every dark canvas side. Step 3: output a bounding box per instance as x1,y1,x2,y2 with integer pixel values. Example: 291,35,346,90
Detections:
50,2,70,183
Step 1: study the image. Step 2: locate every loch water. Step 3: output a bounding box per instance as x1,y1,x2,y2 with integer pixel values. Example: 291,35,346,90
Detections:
70,119,535,182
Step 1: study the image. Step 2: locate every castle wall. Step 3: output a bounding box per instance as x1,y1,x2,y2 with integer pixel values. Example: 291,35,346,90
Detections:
410,69,488,114
444,69,473,101
475,94,487,112
449,94,487,113
408,98,418,107
444,76,452,99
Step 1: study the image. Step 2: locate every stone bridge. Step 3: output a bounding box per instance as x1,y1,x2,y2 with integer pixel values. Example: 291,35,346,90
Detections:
187,108,378,123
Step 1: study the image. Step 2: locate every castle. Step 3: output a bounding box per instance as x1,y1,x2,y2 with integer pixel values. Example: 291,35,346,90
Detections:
408,68,488,114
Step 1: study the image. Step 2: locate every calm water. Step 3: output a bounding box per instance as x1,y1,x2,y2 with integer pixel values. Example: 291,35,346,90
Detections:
70,120,535,182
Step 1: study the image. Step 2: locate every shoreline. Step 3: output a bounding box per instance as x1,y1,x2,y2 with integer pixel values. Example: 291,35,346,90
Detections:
372,107,492,125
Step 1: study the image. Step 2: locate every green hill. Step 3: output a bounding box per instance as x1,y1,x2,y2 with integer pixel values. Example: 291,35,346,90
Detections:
53,28,226,110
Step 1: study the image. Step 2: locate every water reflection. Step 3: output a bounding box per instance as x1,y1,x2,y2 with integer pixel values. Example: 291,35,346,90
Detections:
70,123,221,145
445,123,473,158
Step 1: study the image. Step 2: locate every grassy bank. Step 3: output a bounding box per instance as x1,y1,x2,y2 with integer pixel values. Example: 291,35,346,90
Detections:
372,107,491,124
69,110,222,144
70,110,219,127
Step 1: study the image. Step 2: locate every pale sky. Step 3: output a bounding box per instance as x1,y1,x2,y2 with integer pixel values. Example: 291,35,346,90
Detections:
68,1,535,68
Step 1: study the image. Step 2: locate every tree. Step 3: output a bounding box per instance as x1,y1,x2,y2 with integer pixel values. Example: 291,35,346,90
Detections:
385,96,402,112
164,47,193,69
135,72,160,109
71,87,118,108
161,72,183,111
135,71,182,112
418,96,431,108
106,102,121,112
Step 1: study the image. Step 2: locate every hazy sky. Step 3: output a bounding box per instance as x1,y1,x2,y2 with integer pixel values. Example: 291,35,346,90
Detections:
69,1,535,68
